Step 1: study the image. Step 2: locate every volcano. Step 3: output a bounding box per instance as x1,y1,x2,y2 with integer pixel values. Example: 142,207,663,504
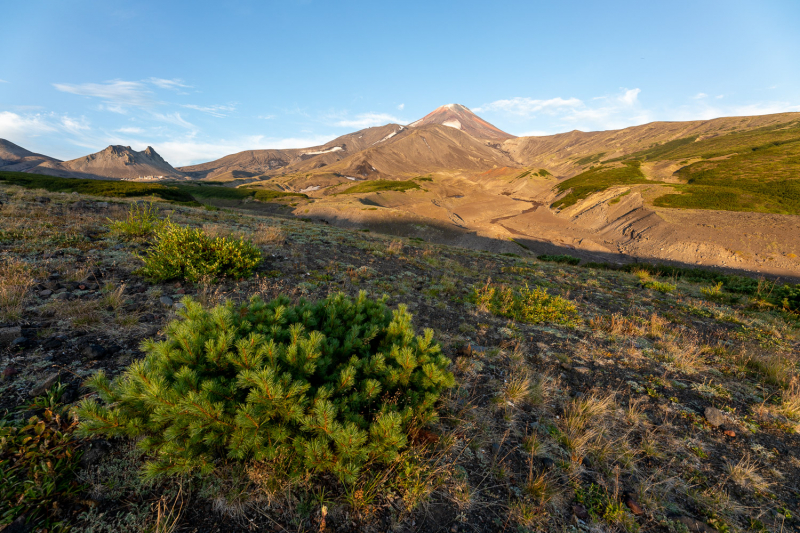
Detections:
408,103,515,141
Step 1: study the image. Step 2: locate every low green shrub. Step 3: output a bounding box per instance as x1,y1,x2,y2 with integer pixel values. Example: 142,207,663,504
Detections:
471,280,579,326
0,171,197,203
1,383,84,530
538,254,580,266
106,202,164,240
77,293,454,482
138,221,262,282
337,180,421,195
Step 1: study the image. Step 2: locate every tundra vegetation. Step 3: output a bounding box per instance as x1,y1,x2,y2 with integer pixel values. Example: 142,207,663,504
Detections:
0,183,798,533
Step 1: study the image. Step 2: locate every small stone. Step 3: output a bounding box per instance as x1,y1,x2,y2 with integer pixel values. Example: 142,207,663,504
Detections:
176,288,185,295
704,406,727,428
3,366,18,379
574,366,591,375
139,313,155,323
29,372,60,397
159,296,173,307
48,273,61,280
83,344,107,360
43,337,63,350
723,429,736,438
676,516,714,532
4,514,32,533
80,439,112,468
572,504,589,520
534,456,555,471
52,292,70,301
0,326,22,347
10,337,29,349
35,196,51,204
174,302,186,311
39,289,53,298
624,495,644,516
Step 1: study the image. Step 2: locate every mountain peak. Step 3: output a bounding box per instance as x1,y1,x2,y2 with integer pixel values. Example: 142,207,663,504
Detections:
409,104,514,141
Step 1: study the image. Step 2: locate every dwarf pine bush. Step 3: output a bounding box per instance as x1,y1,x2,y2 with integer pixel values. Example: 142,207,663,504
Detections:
139,221,262,282
77,292,454,482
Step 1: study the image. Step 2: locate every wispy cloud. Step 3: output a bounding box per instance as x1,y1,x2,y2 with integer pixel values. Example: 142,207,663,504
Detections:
477,88,652,132
53,80,155,110
148,78,191,90
257,114,275,120
0,79,9,84
397,103,405,110
692,92,708,99
0,111,59,139
334,112,405,128
473,97,582,116
158,134,336,166
116,126,144,134
180,103,236,117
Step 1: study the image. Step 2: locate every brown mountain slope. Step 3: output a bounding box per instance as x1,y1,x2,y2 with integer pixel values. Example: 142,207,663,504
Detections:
501,112,800,176
32,145,185,180
0,139,61,173
178,124,406,179
409,103,515,141
320,124,518,179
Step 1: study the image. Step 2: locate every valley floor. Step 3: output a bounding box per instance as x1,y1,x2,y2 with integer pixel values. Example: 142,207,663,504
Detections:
1,185,799,533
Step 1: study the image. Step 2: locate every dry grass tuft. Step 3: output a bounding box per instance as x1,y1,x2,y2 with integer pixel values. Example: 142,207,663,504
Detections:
0,257,34,321
251,224,286,246
725,454,772,492
589,312,641,336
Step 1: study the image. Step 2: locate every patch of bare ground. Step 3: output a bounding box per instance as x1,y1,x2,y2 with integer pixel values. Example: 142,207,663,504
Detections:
1,184,798,532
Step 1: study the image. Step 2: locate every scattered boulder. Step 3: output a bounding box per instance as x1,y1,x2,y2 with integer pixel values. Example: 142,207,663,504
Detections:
159,296,173,307
0,326,22,347
29,372,60,397
4,514,32,533
574,366,592,375
623,492,644,515
676,516,714,533
43,337,63,350
80,439,112,468
39,289,53,298
704,406,727,428
35,196,51,204
83,344,107,360
572,504,589,520
10,337,30,349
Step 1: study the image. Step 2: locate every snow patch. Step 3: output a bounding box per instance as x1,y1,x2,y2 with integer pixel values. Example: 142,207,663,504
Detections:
442,119,462,130
371,127,402,145
346,176,362,181
302,146,343,156
300,185,321,193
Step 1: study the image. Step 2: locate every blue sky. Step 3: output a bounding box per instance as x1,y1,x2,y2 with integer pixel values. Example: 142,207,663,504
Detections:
1,0,799,166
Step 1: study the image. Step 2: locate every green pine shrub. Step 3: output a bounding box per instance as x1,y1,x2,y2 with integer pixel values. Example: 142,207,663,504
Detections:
139,221,262,282
76,292,454,482
471,280,579,326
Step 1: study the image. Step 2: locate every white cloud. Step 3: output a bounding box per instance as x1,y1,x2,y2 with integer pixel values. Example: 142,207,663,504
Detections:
148,112,195,130
53,80,155,108
692,92,708,99
619,88,641,105
158,134,336,166
334,112,405,128
397,103,405,110
257,115,275,120
715,95,724,99
0,111,58,140
148,78,191,90
0,79,8,84
116,126,144,134
474,97,582,116
180,103,236,118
